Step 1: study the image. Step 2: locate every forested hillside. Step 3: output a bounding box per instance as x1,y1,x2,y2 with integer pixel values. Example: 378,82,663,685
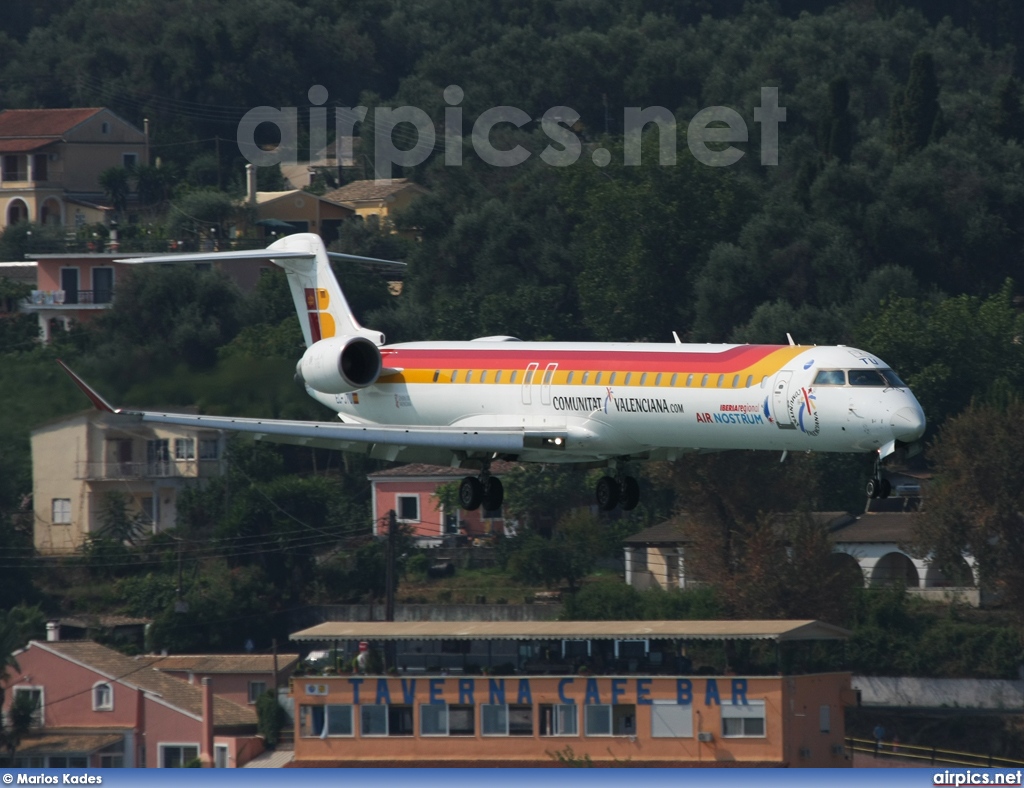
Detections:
1,0,1024,637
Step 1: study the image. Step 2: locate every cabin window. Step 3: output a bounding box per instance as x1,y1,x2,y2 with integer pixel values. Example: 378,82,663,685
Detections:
525,369,534,384
450,370,457,383
510,371,517,384
881,369,906,387
494,371,502,383
465,371,472,383
716,374,724,387
670,373,677,386
433,370,440,382
813,370,846,385
700,374,708,387
732,374,740,388
761,375,768,388
641,373,649,386
480,371,487,383
544,369,553,384
686,374,693,387
581,371,589,384
848,369,887,386
654,373,661,386
566,372,574,384
745,375,753,388
609,373,616,385
594,372,602,385
624,373,631,385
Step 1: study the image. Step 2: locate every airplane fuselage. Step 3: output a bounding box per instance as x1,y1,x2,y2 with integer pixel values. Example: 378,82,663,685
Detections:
307,340,925,465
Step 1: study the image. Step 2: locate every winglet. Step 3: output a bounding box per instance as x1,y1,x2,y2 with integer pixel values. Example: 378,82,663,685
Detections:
56,360,119,413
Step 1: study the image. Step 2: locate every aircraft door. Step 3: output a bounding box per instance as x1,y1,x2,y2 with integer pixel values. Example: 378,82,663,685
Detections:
541,363,557,406
772,371,796,429
521,362,539,405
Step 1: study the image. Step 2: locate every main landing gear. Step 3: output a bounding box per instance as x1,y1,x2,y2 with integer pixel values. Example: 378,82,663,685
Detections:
866,455,892,500
459,470,504,511
595,474,640,512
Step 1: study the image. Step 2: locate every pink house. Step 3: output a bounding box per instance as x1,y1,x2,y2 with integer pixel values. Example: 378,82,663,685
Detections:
2,641,268,768
147,653,300,709
368,461,515,544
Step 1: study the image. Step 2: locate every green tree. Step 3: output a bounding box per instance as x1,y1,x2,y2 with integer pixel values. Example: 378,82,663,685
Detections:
822,76,855,164
99,166,131,217
0,610,32,757
993,76,1024,143
915,400,1024,618
890,50,943,155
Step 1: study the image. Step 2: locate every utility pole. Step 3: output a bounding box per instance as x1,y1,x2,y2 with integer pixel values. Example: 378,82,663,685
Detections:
385,510,397,670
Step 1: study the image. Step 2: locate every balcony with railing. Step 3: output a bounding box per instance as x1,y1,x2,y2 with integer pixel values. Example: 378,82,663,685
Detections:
75,459,223,481
23,290,114,310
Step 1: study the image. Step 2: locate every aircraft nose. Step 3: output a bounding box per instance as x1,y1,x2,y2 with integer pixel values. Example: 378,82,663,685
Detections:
891,406,926,442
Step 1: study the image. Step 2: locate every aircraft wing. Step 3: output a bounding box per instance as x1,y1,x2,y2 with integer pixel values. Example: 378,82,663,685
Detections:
57,360,564,457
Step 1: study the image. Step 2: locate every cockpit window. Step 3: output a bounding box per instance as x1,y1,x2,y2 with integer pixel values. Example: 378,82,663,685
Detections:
813,369,846,385
880,369,906,388
848,369,888,386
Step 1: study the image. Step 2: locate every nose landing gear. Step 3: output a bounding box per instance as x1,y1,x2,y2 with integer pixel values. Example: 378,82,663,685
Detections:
866,455,892,500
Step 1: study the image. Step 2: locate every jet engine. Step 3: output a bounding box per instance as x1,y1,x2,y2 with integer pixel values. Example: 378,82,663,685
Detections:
296,335,382,394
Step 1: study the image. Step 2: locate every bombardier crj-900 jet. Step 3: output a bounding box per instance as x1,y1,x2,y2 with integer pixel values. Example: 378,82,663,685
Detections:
60,233,926,513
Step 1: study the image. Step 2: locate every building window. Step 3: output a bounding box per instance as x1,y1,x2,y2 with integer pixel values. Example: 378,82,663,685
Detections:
539,703,577,736
424,704,474,736
101,122,110,134
360,704,414,736
396,495,419,522
199,438,219,460
159,744,199,768
93,682,113,711
721,700,766,738
99,755,124,768
52,498,71,524
300,704,354,737
174,438,195,460
3,155,26,181
651,700,693,738
248,681,267,704
122,153,138,169
13,687,43,727
214,745,229,768
819,704,831,733
584,704,636,736
92,267,114,303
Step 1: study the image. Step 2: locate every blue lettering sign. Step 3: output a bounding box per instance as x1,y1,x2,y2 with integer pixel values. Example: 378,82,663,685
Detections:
401,679,417,705
459,678,475,705
348,677,364,705
429,678,445,705
375,678,391,705
676,679,692,705
516,678,532,705
584,678,601,705
731,678,748,705
705,678,721,706
558,678,576,704
636,678,652,705
489,679,506,705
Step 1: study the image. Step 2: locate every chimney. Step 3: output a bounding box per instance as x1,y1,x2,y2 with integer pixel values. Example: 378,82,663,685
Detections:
200,678,215,767
46,621,59,642
246,163,257,206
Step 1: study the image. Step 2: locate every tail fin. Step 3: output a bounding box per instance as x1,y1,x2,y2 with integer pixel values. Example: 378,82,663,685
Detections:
267,233,384,347
118,233,401,348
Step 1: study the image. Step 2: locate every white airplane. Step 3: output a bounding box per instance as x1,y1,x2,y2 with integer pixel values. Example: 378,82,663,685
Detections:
59,233,926,512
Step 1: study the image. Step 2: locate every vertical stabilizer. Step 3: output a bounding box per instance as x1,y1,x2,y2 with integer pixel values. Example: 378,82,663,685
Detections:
267,233,384,347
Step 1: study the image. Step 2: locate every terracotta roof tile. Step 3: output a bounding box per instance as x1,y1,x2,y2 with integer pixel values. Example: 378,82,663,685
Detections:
831,512,921,543
322,178,428,204
152,653,300,674
37,641,257,728
0,108,103,138
16,731,125,756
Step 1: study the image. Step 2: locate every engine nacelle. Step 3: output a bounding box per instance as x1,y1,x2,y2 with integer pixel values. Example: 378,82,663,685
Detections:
296,336,382,394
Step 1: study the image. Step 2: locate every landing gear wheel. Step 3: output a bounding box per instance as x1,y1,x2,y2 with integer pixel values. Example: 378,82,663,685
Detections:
620,476,640,511
596,476,620,511
866,478,879,499
482,476,504,511
459,476,483,510
879,478,892,499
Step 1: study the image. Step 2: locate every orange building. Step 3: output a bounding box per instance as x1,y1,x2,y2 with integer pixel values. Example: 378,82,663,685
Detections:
287,620,855,768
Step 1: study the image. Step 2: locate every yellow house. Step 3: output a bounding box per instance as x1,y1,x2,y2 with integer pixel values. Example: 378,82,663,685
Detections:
321,178,429,235
31,410,225,554
0,108,147,231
